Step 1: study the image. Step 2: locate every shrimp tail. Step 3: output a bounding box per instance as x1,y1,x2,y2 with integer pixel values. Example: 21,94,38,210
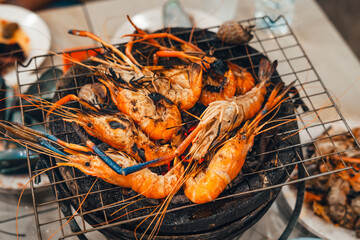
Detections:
264,80,295,112
258,58,278,84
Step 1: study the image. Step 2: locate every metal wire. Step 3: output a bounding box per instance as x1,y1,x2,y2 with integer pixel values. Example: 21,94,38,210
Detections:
15,16,360,239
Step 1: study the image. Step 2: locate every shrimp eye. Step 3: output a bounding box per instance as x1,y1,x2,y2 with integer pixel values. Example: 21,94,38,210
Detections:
210,59,228,75
108,121,126,130
241,134,246,140
85,162,90,167
87,123,93,128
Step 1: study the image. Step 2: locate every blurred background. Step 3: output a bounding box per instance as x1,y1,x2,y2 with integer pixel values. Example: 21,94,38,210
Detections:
2,0,359,59
316,0,360,59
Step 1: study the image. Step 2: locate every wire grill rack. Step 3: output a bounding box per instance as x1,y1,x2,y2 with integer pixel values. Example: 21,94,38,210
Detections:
15,16,360,239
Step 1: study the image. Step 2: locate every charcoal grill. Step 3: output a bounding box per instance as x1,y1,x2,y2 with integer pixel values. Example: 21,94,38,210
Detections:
15,16,360,239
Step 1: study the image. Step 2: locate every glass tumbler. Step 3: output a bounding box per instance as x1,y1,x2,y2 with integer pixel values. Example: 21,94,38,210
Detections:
255,0,296,34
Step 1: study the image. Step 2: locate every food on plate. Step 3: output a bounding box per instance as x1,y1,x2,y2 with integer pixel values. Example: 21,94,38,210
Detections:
0,19,30,73
305,127,360,236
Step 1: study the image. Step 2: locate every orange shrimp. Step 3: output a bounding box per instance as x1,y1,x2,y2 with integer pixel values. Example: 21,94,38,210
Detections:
149,63,203,110
187,58,281,160
69,112,175,162
0,121,184,199
135,44,238,106
125,32,238,103
163,47,239,105
157,48,255,100
124,22,255,98
128,59,294,175
159,47,255,98
184,121,256,203
227,61,255,95
184,82,291,204
199,68,236,106
59,152,184,199
46,29,184,143
47,76,182,143
65,29,203,111
97,77,182,142
92,59,203,111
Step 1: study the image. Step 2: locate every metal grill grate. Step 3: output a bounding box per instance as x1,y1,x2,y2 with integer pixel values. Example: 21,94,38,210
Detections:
15,16,360,239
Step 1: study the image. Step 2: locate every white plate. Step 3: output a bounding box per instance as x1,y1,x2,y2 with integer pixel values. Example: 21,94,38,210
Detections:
111,7,221,44
280,185,356,240
0,173,49,195
0,4,51,87
280,122,359,239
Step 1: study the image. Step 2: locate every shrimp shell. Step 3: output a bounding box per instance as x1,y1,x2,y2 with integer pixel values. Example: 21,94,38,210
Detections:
188,71,268,160
59,152,184,199
199,69,237,106
184,130,255,203
150,63,203,110
73,112,174,162
187,58,277,161
99,78,182,142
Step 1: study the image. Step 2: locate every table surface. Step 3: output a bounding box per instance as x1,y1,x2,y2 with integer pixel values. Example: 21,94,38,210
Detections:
1,0,360,239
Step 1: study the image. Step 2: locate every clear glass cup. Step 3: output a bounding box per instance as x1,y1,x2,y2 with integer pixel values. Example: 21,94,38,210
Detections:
255,0,296,34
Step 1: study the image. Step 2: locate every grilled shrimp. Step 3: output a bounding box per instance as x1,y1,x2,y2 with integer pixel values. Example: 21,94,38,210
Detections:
184,80,291,204
124,21,255,99
71,112,175,162
159,49,255,102
123,59,294,175
68,29,204,111
125,33,239,104
199,68,236,106
48,76,182,143
187,58,279,160
227,61,255,95
48,28,185,143
184,121,256,203
59,152,184,199
147,63,203,110
0,121,184,199
98,77,182,142
94,59,203,111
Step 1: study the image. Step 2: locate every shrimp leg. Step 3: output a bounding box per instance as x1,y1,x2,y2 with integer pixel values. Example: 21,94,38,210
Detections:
0,121,127,175
46,94,99,118
68,30,138,70
70,122,127,175
0,121,89,155
123,33,202,52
